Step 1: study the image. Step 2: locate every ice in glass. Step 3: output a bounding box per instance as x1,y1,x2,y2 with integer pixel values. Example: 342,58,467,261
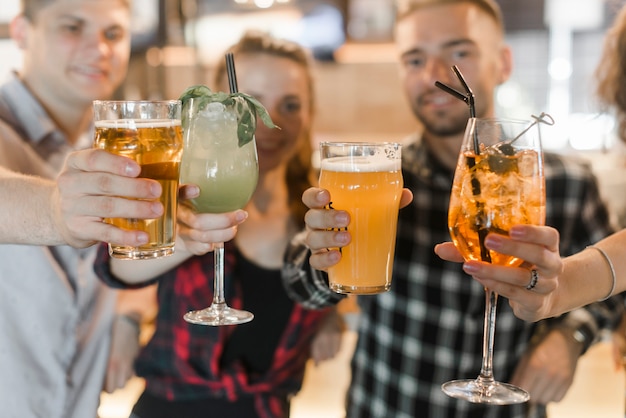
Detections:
179,98,258,213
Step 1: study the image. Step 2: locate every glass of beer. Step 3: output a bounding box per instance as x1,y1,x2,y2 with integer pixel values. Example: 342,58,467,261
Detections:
442,117,546,404
93,100,183,260
319,142,403,294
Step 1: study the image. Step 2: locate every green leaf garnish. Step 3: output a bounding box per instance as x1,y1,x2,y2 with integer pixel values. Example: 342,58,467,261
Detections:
178,84,278,147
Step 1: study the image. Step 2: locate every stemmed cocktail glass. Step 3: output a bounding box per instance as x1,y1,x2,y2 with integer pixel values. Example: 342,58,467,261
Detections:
436,65,551,404
179,54,266,326
442,116,547,404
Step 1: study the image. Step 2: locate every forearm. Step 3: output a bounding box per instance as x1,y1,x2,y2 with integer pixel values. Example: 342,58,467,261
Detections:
0,169,62,245
111,246,194,284
282,230,346,309
553,230,626,316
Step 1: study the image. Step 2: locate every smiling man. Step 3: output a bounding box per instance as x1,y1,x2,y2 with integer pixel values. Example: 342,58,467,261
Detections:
0,1,133,417
283,1,625,417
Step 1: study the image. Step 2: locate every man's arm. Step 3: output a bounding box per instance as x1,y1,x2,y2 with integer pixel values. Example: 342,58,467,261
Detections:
282,230,346,310
0,149,163,248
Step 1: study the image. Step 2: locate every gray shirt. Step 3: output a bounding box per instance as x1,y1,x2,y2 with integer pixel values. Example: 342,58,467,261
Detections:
0,74,116,418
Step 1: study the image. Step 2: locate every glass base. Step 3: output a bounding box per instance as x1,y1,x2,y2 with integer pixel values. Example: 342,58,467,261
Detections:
109,244,174,260
329,282,390,295
184,303,254,326
442,378,529,405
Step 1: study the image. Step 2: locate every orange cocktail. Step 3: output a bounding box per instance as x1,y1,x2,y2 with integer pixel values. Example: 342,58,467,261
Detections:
448,125,546,267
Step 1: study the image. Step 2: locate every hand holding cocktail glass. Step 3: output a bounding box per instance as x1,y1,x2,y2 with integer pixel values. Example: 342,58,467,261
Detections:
179,54,277,326
437,66,552,405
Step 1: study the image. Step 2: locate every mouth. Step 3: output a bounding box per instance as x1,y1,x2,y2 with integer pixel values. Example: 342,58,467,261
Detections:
72,65,108,79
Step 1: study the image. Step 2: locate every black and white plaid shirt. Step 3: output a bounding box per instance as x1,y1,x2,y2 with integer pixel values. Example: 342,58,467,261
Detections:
283,136,624,418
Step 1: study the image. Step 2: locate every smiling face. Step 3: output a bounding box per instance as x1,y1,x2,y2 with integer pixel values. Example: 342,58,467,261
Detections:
227,53,313,175
12,0,131,109
395,2,511,139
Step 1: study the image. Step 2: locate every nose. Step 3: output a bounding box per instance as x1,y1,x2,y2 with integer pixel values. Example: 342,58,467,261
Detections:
83,32,113,58
422,56,452,85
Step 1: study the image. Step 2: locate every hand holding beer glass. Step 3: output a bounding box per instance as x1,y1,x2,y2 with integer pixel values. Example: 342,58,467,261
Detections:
319,142,403,294
442,117,547,404
93,100,183,260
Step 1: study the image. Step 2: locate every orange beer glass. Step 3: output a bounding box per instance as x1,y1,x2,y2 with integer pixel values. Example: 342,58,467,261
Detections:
93,100,183,259
319,142,403,294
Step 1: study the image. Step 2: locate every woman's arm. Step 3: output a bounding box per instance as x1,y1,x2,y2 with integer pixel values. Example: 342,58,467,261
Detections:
435,225,626,321
110,203,248,284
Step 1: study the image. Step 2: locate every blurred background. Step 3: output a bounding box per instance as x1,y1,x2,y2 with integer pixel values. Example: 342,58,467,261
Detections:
2,0,626,150
2,1,626,416
4,0,626,223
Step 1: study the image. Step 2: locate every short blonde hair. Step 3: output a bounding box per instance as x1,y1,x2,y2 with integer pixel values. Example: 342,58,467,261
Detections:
396,0,504,33
21,0,130,21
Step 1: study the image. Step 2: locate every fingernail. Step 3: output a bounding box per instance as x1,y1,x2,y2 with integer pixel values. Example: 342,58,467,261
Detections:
484,234,503,249
151,202,164,216
317,190,327,203
124,162,140,176
186,184,200,198
150,182,162,197
335,212,349,226
236,210,248,222
137,233,149,245
463,263,479,274
336,231,350,245
509,226,525,239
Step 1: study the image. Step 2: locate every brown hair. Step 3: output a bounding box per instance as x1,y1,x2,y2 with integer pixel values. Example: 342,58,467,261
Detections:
396,0,504,33
214,31,316,228
595,5,626,142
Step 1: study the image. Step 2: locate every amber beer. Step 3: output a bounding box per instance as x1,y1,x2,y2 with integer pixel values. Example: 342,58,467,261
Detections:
319,142,403,294
93,100,183,259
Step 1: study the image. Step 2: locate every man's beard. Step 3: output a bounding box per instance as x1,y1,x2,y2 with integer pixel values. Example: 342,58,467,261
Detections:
416,107,469,138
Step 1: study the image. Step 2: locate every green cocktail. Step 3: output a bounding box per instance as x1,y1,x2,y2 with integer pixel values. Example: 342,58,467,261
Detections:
180,97,258,213
178,83,276,327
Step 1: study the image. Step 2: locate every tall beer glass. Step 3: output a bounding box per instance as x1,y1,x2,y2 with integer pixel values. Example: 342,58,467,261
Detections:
442,118,546,404
93,100,183,259
319,142,403,294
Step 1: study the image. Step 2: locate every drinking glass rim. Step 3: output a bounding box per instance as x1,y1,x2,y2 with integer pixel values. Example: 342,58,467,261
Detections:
319,141,402,147
468,116,533,125
93,99,181,106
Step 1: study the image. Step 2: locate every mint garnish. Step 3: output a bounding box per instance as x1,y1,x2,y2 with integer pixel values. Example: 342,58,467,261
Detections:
179,84,278,147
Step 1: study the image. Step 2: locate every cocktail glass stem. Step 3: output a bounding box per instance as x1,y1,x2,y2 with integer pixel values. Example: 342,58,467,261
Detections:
183,242,254,326
213,242,226,308
479,288,497,386
441,285,529,404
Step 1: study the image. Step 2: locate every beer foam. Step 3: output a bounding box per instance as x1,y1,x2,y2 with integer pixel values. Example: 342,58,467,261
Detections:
320,156,400,172
94,119,181,128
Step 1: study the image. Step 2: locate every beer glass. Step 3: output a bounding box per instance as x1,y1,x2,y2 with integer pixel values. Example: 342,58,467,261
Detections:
319,142,403,294
180,97,258,326
93,100,183,259
442,118,546,404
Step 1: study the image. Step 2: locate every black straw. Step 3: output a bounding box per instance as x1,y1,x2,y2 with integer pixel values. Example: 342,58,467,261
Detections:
225,53,238,94
435,65,479,154
452,66,475,118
